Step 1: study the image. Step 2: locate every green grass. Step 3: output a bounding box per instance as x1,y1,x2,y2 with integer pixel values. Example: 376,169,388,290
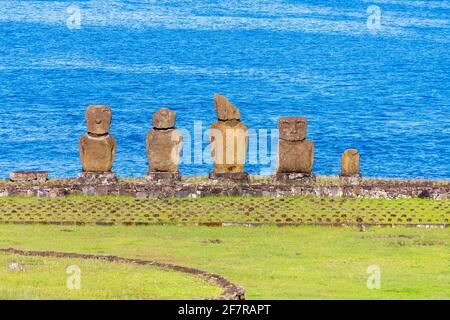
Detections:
0,224,448,299
0,252,221,300
0,195,448,226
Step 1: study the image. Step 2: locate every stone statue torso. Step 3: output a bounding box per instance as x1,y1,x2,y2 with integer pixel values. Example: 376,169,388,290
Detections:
277,139,314,174
79,134,116,172
146,129,182,172
210,120,248,173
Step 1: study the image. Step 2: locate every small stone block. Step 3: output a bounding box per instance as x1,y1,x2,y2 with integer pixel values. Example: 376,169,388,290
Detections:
146,171,181,182
77,172,118,184
10,171,48,182
341,149,360,177
208,172,249,181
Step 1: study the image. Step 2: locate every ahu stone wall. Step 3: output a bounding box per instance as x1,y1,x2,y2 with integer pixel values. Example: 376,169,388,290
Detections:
0,178,448,200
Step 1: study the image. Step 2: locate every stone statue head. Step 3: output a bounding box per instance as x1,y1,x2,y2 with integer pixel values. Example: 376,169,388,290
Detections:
152,108,176,129
345,149,359,157
85,105,112,135
214,94,240,121
278,116,307,141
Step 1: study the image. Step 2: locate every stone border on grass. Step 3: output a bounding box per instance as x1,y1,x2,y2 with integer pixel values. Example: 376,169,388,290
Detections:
0,247,245,300
1,221,448,228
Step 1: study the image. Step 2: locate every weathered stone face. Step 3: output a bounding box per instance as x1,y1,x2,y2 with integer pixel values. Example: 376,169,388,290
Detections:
79,134,116,172
277,139,314,174
152,108,176,129
146,129,182,172
278,116,307,141
214,94,241,121
341,148,360,176
85,105,112,135
210,120,248,173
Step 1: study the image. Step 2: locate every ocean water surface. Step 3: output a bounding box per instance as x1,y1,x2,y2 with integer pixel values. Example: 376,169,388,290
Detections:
0,0,448,178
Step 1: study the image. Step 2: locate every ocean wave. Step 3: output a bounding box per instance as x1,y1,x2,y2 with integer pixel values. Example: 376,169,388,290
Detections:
0,0,447,41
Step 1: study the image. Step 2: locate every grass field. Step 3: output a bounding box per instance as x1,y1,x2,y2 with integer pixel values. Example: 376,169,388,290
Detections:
0,195,448,226
0,224,448,299
0,252,221,299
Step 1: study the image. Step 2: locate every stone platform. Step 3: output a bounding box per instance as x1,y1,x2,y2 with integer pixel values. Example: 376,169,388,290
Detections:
339,175,362,186
209,172,249,182
146,171,181,182
77,172,118,184
274,173,316,183
0,176,448,200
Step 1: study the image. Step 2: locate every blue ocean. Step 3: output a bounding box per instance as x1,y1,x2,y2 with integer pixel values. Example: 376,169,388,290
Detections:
0,0,448,178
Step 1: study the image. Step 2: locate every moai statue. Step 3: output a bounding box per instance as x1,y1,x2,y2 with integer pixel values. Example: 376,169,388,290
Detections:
146,108,183,181
209,94,249,181
340,148,361,185
78,105,117,184
275,116,315,182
